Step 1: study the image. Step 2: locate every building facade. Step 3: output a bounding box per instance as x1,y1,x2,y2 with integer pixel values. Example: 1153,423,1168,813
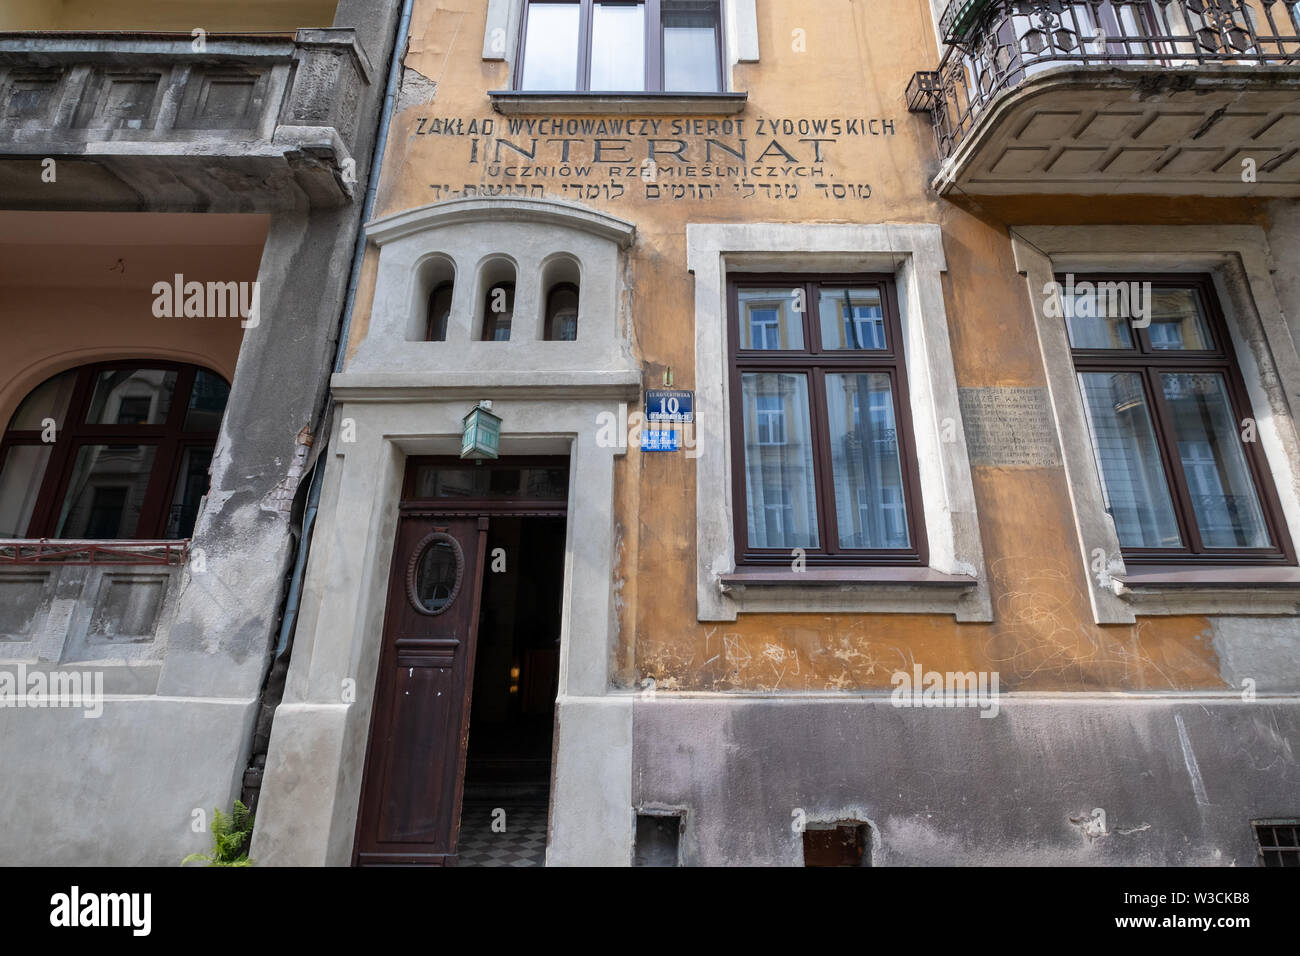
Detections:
0,0,402,864
4,0,1299,868
247,0,1300,866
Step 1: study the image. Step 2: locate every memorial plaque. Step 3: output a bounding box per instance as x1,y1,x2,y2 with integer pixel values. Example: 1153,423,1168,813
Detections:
958,387,1061,467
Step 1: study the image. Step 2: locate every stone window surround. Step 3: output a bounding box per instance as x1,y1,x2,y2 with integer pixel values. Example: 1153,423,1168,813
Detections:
1011,224,1300,622
688,222,993,623
483,0,758,103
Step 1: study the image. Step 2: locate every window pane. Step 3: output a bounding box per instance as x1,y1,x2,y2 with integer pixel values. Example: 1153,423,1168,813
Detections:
427,283,453,342
1077,372,1182,548
663,0,720,92
8,370,76,430
1161,372,1270,548
165,445,213,538
520,2,581,90
1148,288,1212,351
741,373,818,549
738,288,803,350
86,368,177,425
590,2,646,91
0,445,52,536
411,465,568,500
819,287,886,350
1064,291,1134,349
546,285,579,341
183,370,229,432
825,373,910,549
483,283,514,341
55,444,158,539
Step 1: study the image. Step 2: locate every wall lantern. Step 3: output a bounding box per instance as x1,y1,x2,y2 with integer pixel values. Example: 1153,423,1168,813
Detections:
461,400,502,460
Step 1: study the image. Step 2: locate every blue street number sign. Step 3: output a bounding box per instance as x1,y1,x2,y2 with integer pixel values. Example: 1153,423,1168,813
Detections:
646,389,693,424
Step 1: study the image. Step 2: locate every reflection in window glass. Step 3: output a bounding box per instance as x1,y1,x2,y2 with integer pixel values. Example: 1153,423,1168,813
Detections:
1065,297,1134,349
1077,372,1182,548
166,446,213,539
1161,372,1270,548
741,373,817,549
183,370,230,432
414,539,459,612
412,465,569,500
825,373,909,549
56,444,159,539
1148,288,1212,350
739,289,803,350
663,0,720,92
546,284,580,341
520,2,581,90
9,370,77,430
0,445,51,536
590,2,646,91
483,283,515,341
427,282,454,342
86,369,177,425
819,287,886,350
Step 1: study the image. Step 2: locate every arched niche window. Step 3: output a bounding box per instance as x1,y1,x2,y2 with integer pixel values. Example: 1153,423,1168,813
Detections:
0,361,230,540
479,258,518,342
427,281,454,341
483,282,515,341
419,254,456,342
545,283,580,341
540,255,581,342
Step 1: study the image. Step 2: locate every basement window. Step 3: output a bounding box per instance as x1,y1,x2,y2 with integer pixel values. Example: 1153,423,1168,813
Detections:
634,811,682,866
803,822,871,867
1253,819,1300,867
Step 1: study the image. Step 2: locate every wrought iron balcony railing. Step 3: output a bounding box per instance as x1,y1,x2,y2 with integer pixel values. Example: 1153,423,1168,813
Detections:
908,0,1300,161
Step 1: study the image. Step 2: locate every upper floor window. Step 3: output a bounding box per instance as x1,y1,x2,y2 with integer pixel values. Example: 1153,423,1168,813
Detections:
483,281,516,341
545,282,580,341
1067,275,1293,564
0,361,229,540
427,281,454,342
728,276,925,565
517,0,723,93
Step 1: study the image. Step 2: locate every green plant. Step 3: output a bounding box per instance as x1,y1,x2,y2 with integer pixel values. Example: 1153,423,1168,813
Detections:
182,801,254,867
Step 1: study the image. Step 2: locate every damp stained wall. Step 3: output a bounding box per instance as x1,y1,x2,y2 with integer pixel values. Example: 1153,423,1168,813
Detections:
343,0,1298,698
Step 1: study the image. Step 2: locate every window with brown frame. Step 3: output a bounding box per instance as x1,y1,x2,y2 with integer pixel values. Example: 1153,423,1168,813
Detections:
515,0,724,94
727,275,927,567
427,281,453,341
1065,273,1294,566
482,281,515,341
0,361,229,541
544,282,580,341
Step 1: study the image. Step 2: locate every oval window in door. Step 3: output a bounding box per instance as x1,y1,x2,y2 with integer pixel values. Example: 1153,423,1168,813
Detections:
407,532,464,615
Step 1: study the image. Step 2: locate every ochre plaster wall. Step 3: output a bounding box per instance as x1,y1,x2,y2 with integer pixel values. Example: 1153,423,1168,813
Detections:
345,0,1277,694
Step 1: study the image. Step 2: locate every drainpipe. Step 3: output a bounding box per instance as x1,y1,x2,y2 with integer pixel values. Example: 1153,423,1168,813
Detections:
244,0,415,807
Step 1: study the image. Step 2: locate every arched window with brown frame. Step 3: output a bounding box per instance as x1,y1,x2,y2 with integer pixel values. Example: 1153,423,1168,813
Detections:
482,281,516,341
0,360,230,540
545,282,580,341
427,281,454,341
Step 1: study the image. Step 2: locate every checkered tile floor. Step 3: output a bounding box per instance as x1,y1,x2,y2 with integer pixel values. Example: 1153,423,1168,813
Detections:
455,802,549,867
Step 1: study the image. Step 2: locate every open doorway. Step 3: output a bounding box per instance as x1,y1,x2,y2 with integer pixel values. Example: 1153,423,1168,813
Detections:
352,457,568,867
456,515,565,867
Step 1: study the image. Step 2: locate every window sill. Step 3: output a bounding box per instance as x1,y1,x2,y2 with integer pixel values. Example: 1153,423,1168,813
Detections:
1113,565,1300,615
717,566,982,618
489,90,748,115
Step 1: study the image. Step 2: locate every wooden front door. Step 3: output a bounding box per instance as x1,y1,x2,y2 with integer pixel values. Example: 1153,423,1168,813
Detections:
353,515,488,866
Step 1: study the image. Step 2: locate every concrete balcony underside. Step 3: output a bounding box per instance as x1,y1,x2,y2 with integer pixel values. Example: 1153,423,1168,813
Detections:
0,30,372,211
934,66,1300,197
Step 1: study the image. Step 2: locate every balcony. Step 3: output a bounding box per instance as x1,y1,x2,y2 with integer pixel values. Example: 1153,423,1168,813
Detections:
907,0,1300,196
0,28,372,210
